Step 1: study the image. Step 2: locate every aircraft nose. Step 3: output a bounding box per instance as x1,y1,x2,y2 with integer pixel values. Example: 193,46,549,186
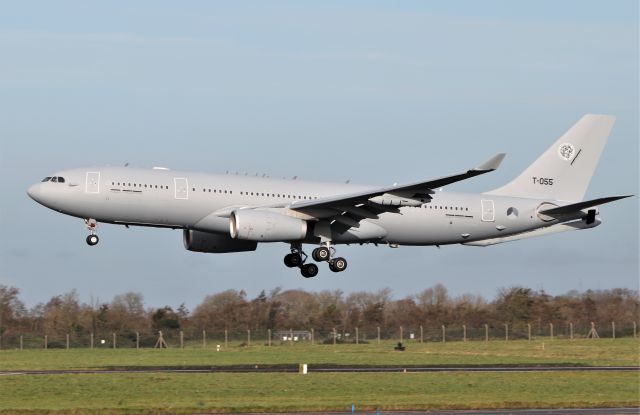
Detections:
27,183,41,201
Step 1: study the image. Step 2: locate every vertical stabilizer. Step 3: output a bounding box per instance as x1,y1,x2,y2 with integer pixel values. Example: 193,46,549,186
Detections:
487,114,615,202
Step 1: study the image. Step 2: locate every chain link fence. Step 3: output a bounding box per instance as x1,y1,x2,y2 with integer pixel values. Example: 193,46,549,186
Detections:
0,321,636,350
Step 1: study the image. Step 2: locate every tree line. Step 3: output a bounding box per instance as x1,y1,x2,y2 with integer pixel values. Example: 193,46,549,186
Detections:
0,284,638,339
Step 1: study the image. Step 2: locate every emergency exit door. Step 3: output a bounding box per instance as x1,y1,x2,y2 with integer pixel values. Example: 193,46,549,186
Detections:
85,172,100,194
481,200,495,222
174,178,189,200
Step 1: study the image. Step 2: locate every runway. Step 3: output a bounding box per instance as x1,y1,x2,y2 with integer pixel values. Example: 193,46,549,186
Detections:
1,364,638,375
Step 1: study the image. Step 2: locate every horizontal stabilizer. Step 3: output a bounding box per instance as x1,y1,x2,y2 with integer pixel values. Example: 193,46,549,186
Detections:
540,195,633,216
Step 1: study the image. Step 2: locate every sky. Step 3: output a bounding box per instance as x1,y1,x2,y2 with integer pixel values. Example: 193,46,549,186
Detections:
0,1,638,310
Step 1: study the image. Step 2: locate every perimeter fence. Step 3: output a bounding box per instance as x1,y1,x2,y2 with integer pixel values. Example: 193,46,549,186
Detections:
0,320,637,350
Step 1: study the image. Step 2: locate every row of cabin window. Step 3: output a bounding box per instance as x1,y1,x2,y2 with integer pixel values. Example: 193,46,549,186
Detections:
195,188,318,200
195,188,231,194
112,182,169,189
424,205,469,211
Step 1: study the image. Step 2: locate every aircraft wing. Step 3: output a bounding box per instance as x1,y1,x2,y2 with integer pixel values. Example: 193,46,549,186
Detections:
288,153,505,220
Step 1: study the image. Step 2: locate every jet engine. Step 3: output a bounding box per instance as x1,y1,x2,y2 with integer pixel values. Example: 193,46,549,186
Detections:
230,209,307,242
183,230,257,253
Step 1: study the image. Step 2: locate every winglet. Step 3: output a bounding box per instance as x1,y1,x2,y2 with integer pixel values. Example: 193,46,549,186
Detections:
475,153,506,171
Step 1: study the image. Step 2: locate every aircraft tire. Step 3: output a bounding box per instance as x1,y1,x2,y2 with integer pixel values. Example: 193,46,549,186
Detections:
330,257,347,272
86,234,99,246
300,263,319,278
284,253,302,268
312,247,330,262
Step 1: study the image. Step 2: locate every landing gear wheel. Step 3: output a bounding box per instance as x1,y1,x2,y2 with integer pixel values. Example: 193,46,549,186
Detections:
329,257,347,273
312,247,331,262
86,234,99,246
284,253,302,268
300,263,319,278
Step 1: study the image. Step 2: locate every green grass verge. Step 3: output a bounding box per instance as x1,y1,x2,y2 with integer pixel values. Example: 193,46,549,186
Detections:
0,372,637,414
1,339,638,370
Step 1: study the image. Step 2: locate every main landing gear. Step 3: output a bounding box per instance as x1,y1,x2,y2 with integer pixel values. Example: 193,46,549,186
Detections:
85,218,99,246
284,243,347,278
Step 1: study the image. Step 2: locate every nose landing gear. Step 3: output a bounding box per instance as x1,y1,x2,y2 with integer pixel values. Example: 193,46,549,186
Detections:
85,218,99,246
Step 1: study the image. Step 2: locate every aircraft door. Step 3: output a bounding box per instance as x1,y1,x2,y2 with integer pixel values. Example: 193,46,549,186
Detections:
481,199,495,222
174,178,189,200
85,172,100,193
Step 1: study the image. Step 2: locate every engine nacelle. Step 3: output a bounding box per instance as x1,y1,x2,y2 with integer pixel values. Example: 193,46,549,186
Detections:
183,230,257,253
230,210,307,242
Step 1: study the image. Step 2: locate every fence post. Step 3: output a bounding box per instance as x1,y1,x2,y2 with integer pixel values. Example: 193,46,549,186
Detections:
400,326,403,343
113,332,116,349
463,325,467,342
180,331,184,349
44,335,48,349
634,322,637,338
420,325,424,343
611,322,615,339
570,323,573,340
377,326,380,344
549,323,554,340
202,330,206,348
311,328,314,345
355,327,359,345
527,323,531,341
442,325,446,343
90,332,94,349
20,335,23,350
268,329,271,346
247,329,251,346
224,330,228,348
136,332,140,349
333,328,337,346
290,328,293,345
504,324,508,341
66,334,70,350
484,324,488,342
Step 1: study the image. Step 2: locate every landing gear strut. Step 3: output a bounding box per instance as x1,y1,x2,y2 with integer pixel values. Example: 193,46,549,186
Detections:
85,218,99,246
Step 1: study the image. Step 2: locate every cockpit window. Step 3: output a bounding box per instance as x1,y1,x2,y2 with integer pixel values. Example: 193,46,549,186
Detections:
45,176,66,183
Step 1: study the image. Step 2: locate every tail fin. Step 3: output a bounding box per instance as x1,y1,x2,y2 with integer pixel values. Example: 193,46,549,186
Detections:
487,114,615,202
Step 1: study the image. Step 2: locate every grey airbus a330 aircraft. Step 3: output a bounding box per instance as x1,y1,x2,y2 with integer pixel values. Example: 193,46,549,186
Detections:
28,115,631,278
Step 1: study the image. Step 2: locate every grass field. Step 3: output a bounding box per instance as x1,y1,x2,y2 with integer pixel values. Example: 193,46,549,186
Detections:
0,339,638,414
0,372,638,414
